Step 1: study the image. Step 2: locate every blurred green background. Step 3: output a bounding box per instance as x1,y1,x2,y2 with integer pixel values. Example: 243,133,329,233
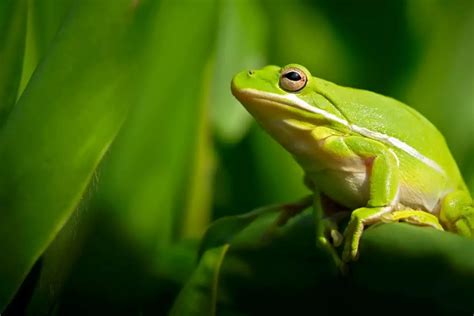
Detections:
0,0,473,315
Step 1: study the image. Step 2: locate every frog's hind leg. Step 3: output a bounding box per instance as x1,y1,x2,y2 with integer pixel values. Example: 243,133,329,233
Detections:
381,209,444,231
313,192,347,269
319,194,350,247
439,190,474,237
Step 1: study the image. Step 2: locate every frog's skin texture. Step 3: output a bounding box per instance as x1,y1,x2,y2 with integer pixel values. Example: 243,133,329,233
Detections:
231,64,474,262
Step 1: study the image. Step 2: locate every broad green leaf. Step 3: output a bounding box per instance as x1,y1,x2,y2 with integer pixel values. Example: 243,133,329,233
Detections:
18,0,75,96
18,3,88,310
176,204,338,315
198,203,281,258
30,0,75,58
169,245,229,316
183,205,474,314
0,0,27,123
0,0,155,310
29,1,218,313
93,0,217,254
354,223,474,313
179,62,216,240
211,0,267,143
25,205,91,316
404,0,474,170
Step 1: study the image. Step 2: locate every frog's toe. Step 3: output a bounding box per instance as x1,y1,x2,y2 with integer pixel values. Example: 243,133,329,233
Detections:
330,229,343,247
321,217,344,247
342,218,364,262
342,239,357,262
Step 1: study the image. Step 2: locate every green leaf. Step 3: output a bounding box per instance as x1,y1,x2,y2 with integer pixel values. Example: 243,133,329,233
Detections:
25,204,91,315
93,0,218,253
0,0,155,310
404,1,474,170
0,0,27,123
198,204,274,258
178,60,216,240
30,0,75,58
18,0,75,96
19,1,218,313
182,206,474,314
176,204,338,315
211,0,268,143
354,223,474,313
169,245,229,316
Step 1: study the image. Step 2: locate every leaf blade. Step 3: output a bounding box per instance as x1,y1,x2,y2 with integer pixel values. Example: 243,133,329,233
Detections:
0,0,152,310
0,0,27,123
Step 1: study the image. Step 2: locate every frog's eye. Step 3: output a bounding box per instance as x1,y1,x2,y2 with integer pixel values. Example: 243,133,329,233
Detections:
279,68,307,92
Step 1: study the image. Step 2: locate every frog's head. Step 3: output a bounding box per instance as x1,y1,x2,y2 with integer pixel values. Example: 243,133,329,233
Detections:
231,64,348,152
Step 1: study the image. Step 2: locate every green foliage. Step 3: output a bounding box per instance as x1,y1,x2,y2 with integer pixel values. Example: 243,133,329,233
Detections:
0,0,26,123
176,208,474,315
0,0,472,315
0,0,147,309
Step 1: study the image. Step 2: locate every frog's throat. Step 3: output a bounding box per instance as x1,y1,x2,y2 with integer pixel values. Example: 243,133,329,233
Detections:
240,88,445,175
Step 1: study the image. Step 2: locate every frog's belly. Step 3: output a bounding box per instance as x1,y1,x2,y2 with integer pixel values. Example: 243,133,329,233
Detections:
308,169,370,209
308,168,444,213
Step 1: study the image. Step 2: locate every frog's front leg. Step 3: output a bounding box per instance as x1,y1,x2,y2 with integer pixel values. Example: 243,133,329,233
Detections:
319,135,401,262
439,190,474,237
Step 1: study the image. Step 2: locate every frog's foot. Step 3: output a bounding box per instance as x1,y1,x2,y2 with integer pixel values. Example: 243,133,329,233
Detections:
322,211,349,247
381,209,444,231
342,206,392,262
452,212,474,238
313,213,349,273
440,190,474,238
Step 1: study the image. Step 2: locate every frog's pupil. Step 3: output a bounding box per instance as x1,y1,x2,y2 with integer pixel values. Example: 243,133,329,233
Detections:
284,71,301,81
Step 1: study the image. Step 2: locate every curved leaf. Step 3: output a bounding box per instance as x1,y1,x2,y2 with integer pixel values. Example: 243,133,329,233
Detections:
169,245,229,316
18,0,75,96
211,0,268,143
0,0,153,310
404,0,474,169
354,223,474,313
93,0,218,252
176,205,338,315
0,0,27,123
182,209,474,314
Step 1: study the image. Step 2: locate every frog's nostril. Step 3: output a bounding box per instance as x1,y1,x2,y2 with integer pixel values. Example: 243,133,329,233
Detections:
248,70,255,76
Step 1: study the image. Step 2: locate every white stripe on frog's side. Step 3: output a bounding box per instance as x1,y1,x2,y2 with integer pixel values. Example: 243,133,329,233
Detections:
284,93,349,126
244,88,446,175
350,125,445,175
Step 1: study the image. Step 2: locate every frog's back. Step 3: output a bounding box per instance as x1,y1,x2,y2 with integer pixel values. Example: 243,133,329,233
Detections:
315,78,466,193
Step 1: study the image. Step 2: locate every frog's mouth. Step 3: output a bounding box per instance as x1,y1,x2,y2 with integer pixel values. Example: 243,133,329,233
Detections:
232,87,349,127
